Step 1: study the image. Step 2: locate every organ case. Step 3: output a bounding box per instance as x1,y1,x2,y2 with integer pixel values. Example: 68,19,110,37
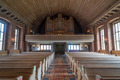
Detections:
45,14,74,35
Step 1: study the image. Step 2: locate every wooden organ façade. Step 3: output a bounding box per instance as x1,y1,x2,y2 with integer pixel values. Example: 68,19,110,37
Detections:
45,14,74,35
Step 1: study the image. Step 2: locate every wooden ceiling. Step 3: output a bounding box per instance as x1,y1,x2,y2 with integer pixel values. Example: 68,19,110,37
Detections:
0,0,119,31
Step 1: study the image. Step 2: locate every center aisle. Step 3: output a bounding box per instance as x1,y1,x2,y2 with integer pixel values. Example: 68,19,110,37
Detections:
43,54,76,80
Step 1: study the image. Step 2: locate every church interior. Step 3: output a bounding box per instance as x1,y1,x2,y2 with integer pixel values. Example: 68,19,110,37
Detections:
0,0,120,80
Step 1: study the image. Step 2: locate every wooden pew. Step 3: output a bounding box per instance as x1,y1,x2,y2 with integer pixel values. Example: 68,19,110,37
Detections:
0,66,34,80
69,54,119,72
74,59,120,80
0,55,46,76
65,52,115,67
75,60,120,80
0,51,8,56
65,52,120,80
0,52,54,73
96,75,120,80
111,50,120,56
81,64,120,80
0,52,54,80
0,76,23,80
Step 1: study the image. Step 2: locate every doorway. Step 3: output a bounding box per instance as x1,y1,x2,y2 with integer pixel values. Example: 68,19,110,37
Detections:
54,43,66,55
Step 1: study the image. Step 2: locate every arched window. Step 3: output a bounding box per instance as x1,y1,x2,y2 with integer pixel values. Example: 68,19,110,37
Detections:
113,21,120,50
0,21,5,50
100,28,105,50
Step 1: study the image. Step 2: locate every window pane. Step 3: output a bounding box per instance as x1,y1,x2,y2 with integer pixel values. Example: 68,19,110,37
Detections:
113,22,120,50
116,32,119,41
69,45,70,50
47,45,49,50
116,42,119,50
68,45,80,51
103,43,105,50
15,29,18,36
14,44,16,50
49,45,51,50
100,29,105,50
71,45,73,50
118,32,120,41
15,36,17,42
41,45,43,50
77,45,79,50
1,24,4,32
74,45,77,50
0,23,1,31
118,23,120,31
115,24,118,32
0,21,5,51
44,45,47,50
0,33,3,41
0,42,2,50
14,28,20,50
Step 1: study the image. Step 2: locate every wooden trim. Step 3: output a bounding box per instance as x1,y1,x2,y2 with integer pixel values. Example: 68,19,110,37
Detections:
111,50,120,56
13,50,20,54
99,50,106,54
0,51,8,56
109,19,120,50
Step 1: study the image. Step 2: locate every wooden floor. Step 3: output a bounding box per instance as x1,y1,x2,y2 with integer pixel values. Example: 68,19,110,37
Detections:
43,54,76,80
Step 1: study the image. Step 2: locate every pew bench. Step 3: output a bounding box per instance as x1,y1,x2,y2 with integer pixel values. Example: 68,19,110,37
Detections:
81,64,120,80
96,75,120,80
0,76,22,80
0,52,54,80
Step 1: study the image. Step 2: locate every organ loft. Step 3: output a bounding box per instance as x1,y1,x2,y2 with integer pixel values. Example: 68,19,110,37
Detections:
45,14,74,35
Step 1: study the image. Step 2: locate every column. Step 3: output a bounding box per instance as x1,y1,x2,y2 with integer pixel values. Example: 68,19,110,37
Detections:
7,23,15,55
104,22,111,54
93,26,99,52
90,26,95,52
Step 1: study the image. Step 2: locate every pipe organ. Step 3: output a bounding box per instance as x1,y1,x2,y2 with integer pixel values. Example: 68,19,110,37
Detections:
45,14,74,35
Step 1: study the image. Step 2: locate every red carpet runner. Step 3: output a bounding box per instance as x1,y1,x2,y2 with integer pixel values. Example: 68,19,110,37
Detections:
43,55,76,80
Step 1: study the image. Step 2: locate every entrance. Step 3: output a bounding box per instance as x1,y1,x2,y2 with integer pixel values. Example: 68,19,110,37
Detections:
54,43,66,55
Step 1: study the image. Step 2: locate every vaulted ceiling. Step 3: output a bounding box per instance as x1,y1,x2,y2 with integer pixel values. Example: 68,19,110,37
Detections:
0,0,119,31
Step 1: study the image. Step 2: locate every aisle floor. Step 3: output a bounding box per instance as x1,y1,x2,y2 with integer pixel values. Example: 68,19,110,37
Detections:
43,55,76,80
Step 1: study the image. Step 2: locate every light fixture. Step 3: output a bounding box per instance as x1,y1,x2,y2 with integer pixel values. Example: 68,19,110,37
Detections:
37,45,39,47
59,34,62,35
85,45,88,47
87,30,90,33
30,29,32,32
104,38,108,45
32,45,35,47
11,37,15,45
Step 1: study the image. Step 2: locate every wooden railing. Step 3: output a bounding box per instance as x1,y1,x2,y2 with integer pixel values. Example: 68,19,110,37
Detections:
26,34,94,43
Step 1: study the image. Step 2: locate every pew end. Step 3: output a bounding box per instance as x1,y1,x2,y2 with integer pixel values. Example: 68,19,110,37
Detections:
96,75,103,80
16,76,23,80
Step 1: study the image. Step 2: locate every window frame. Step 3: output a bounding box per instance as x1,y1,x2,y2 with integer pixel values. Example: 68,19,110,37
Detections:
112,21,120,51
68,44,80,51
0,19,7,51
100,27,105,50
40,44,51,51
